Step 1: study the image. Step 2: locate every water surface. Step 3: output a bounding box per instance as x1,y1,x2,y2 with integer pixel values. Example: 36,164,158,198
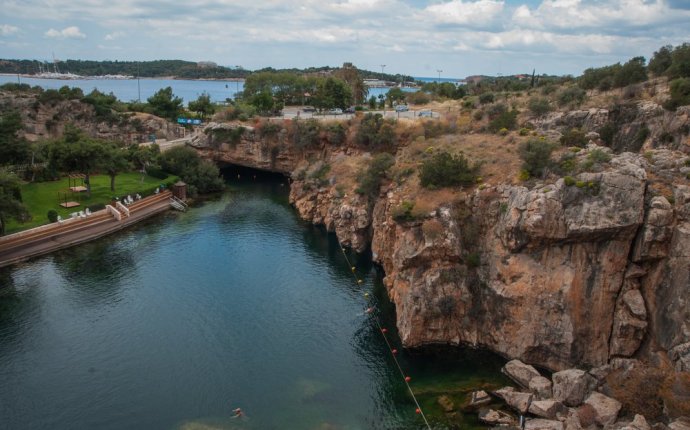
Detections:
0,174,508,430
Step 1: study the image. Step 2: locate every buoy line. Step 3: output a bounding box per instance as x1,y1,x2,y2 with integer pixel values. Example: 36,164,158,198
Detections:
338,243,433,430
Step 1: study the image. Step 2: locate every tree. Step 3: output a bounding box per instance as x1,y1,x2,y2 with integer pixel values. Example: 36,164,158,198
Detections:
313,77,353,110
50,135,106,197
336,62,368,105
250,90,276,115
386,87,406,107
648,45,673,76
101,144,131,191
613,57,647,88
0,171,29,235
147,86,183,121
665,78,690,111
188,92,215,119
667,43,690,79
127,143,160,181
0,111,30,166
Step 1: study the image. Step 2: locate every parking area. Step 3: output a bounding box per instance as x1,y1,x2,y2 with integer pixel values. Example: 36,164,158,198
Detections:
277,106,440,121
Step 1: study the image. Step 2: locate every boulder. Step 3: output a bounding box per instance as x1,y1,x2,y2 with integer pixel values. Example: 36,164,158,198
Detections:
583,392,621,427
668,419,690,430
479,408,516,426
504,391,534,414
526,418,565,430
437,395,454,412
562,409,583,430
504,360,543,387
530,376,554,400
467,390,492,409
607,414,651,430
528,400,568,419
553,369,596,407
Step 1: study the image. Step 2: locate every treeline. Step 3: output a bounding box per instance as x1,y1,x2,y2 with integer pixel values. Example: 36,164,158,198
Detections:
578,43,690,109
0,59,412,82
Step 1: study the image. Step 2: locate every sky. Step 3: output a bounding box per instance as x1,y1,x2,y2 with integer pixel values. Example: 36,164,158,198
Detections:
1,0,690,78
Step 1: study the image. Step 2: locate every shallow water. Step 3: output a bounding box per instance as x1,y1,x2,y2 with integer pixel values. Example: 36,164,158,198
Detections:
0,172,509,430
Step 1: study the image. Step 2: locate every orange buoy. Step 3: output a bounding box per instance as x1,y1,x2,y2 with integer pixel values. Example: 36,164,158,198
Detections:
381,328,388,334
405,376,411,383
415,408,421,414
392,349,398,354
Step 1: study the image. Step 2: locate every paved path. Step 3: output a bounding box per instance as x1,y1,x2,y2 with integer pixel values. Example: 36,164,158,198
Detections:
0,191,174,268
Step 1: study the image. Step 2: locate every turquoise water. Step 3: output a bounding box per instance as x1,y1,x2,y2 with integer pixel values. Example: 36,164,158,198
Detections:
0,172,508,430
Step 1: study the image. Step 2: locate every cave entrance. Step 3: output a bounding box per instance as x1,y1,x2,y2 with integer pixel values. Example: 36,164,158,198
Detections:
219,163,289,185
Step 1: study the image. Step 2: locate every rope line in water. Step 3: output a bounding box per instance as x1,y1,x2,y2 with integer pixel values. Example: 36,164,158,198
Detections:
338,243,432,430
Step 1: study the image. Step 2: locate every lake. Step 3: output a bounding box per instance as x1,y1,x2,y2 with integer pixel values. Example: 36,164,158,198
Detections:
0,169,508,430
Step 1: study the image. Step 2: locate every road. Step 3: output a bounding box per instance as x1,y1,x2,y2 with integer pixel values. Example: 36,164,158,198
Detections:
278,106,440,121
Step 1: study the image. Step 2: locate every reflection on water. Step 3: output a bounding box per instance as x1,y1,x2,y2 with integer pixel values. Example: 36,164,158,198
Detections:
0,176,509,430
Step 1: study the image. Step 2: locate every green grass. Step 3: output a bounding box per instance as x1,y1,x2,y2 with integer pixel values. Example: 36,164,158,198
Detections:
7,172,177,234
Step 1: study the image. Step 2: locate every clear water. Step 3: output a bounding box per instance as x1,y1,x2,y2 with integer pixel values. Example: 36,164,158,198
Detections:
0,171,508,430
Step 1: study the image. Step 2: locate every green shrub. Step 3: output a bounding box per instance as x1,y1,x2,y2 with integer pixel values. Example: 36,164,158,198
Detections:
599,122,618,147
293,118,322,149
575,180,586,188
488,109,518,133
473,110,484,121
519,128,531,136
498,127,509,136
564,176,576,186
519,138,555,178
47,209,58,223
528,97,552,116
558,153,579,174
588,148,611,164
355,113,397,149
560,128,588,147
392,200,416,222
557,86,586,106
87,203,106,212
479,93,495,104
356,153,395,197
308,163,330,182
419,151,481,188
664,78,690,110
146,166,169,180
257,121,282,138
466,252,481,268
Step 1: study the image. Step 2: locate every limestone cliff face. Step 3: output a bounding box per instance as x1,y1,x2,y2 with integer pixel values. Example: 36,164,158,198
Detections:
195,121,690,372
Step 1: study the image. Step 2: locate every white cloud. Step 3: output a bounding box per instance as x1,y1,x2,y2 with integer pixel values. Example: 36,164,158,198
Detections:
45,26,86,39
424,0,504,25
104,31,124,41
1,24,19,36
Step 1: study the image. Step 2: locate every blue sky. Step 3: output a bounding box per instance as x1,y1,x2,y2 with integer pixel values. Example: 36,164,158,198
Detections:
1,0,689,77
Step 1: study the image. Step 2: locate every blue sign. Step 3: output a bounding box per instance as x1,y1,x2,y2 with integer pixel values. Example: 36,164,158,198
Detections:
177,118,203,125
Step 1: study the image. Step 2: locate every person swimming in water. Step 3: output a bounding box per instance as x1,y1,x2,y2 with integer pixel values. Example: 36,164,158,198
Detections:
232,407,242,418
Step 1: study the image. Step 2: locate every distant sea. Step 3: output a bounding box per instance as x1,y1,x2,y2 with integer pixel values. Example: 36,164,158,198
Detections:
0,74,461,106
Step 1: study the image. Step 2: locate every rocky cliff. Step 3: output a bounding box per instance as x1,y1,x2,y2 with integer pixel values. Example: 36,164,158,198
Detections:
194,105,690,375
0,90,179,143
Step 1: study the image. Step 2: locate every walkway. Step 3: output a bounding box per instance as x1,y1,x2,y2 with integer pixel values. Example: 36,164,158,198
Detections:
0,191,174,269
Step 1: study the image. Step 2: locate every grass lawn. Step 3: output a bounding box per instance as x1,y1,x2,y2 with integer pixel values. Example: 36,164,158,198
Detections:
6,172,177,234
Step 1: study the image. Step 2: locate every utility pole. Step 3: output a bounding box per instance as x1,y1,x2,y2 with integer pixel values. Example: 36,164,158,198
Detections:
137,62,141,102
437,69,442,83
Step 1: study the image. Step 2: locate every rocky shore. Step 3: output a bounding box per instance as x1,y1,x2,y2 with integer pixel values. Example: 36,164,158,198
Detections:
191,97,690,425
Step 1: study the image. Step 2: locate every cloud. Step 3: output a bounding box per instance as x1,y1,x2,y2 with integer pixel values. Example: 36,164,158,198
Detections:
104,31,124,41
0,24,19,36
45,26,86,39
424,0,505,26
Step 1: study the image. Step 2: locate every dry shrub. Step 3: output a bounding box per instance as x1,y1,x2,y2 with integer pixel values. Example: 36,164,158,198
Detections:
605,366,666,421
422,219,444,240
577,403,598,427
660,372,690,419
